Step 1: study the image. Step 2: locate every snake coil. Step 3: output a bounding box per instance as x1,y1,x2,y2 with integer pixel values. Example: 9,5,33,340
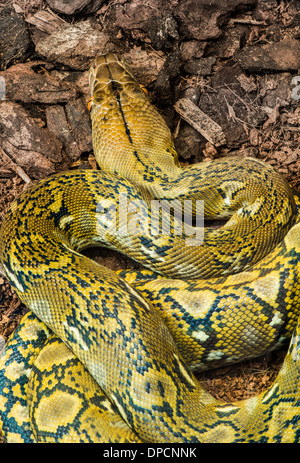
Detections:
0,54,300,443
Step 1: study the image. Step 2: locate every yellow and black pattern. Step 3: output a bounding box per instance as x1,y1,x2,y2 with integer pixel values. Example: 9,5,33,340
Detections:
0,312,141,443
118,216,300,372
0,312,49,442
0,53,300,442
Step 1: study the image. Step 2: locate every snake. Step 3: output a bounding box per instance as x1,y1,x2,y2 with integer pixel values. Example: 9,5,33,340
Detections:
0,53,300,443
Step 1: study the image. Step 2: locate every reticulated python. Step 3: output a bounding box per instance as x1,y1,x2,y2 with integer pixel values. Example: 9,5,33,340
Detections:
0,53,300,443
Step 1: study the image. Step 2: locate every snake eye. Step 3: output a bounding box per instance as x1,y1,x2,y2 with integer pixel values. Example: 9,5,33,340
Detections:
87,97,94,111
139,84,148,95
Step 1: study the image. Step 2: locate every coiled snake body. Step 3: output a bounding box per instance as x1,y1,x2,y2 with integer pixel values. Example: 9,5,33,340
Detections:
0,53,300,442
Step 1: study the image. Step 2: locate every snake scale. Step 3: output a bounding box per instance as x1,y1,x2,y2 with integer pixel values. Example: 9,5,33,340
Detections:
0,53,300,442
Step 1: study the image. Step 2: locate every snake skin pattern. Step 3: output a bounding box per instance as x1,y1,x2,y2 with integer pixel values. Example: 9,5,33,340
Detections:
0,53,300,442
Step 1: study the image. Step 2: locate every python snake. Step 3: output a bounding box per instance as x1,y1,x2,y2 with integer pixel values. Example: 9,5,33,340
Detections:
0,53,300,442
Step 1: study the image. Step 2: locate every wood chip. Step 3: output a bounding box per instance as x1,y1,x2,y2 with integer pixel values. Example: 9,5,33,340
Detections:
26,9,67,35
174,98,226,147
0,149,31,184
35,21,114,70
0,64,77,104
0,101,63,179
65,99,92,153
46,105,81,161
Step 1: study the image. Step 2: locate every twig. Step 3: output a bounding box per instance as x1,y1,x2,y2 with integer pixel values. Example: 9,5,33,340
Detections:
174,98,226,147
0,149,31,184
230,18,267,26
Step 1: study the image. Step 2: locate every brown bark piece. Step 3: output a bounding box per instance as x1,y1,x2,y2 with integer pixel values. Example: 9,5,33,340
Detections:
46,0,105,15
234,39,300,72
0,63,77,104
122,49,166,86
65,99,93,154
0,101,63,179
25,9,67,34
46,106,81,161
35,21,115,70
